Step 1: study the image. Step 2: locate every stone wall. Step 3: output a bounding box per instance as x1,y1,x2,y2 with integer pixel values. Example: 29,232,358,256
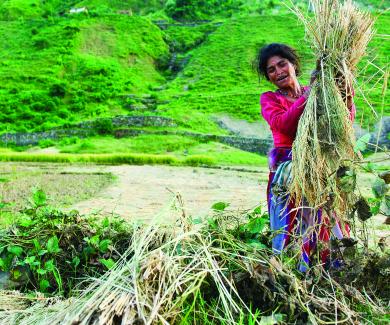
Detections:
0,129,93,147
76,115,176,129
1,114,386,155
0,115,176,146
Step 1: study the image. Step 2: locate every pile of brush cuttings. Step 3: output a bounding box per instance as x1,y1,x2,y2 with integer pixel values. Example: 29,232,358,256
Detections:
289,1,375,218
0,207,388,325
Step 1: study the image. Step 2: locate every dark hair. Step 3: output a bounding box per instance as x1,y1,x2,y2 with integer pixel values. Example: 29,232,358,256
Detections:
255,43,301,80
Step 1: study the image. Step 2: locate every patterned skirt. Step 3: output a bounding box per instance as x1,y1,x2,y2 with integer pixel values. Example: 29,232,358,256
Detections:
267,147,349,272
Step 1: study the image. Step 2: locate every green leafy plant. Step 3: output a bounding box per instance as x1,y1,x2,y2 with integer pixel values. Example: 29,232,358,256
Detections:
0,189,132,295
211,201,230,211
236,206,270,249
208,204,270,250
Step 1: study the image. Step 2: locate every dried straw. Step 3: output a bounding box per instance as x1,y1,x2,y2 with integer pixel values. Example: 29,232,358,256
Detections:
0,201,387,324
288,0,375,215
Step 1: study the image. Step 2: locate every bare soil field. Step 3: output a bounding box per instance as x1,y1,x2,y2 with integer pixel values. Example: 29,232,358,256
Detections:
70,165,270,221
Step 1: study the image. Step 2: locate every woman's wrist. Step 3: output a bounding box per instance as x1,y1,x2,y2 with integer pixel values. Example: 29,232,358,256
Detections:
302,86,311,99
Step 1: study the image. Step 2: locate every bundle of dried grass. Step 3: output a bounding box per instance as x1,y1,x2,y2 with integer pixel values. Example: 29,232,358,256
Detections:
0,290,34,311
288,0,375,214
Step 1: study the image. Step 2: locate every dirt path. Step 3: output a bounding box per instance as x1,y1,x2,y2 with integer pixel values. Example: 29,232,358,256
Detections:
70,165,270,221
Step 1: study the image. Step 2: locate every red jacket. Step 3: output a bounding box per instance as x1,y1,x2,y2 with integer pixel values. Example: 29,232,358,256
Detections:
260,89,356,148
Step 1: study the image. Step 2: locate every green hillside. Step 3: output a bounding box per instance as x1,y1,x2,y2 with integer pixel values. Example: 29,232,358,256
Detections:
159,12,389,129
0,13,168,132
0,0,388,161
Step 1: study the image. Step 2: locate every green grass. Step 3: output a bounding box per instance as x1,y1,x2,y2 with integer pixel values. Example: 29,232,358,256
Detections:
0,211,16,228
58,135,201,154
0,151,217,166
0,14,168,132
0,166,115,211
1,134,269,167
164,23,217,53
178,142,268,166
32,135,269,166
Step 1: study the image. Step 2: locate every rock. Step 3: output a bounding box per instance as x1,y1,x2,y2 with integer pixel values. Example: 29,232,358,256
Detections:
379,171,390,184
127,104,148,111
0,267,30,290
369,116,390,150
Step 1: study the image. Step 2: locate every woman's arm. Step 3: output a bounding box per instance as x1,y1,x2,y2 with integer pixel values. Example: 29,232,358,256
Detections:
260,92,308,136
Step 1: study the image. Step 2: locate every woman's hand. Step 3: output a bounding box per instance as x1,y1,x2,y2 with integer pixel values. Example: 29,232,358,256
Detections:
310,56,323,85
310,69,318,86
309,57,322,86
335,72,354,109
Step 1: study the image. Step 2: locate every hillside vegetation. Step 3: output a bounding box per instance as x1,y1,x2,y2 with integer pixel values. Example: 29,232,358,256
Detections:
0,13,168,132
0,0,388,154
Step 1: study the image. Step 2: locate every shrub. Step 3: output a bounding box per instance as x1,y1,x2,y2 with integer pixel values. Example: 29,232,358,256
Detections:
33,37,50,50
49,83,66,98
166,0,239,20
59,137,79,146
38,139,56,148
93,118,114,135
57,108,70,118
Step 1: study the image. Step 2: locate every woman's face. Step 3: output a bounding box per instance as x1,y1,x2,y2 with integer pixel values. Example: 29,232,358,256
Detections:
266,55,298,89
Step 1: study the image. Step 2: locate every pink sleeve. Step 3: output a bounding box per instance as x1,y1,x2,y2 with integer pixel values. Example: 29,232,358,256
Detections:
349,103,356,122
260,92,307,136
348,88,356,122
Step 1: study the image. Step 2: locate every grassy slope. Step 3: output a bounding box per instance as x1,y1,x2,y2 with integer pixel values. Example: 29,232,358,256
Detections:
159,15,312,124
0,1,388,166
0,2,387,134
159,13,389,130
0,14,168,132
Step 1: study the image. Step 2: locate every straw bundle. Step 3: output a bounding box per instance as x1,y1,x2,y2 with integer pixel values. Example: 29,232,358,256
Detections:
0,291,34,311
289,0,375,215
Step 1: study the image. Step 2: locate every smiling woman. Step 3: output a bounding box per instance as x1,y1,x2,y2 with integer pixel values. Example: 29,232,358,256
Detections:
257,43,311,149
255,43,353,272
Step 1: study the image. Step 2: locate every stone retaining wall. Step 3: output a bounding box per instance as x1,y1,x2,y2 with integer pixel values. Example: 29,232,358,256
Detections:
0,129,93,147
1,115,387,155
0,116,176,146
76,115,176,129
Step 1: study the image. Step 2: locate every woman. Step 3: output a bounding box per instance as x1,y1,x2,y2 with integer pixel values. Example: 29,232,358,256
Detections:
256,43,354,271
